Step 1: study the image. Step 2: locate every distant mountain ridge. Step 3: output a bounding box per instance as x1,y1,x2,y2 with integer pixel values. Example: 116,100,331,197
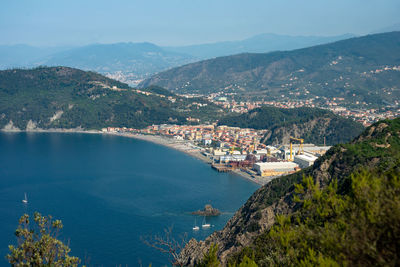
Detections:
0,33,356,85
164,33,355,59
43,42,196,78
140,31,400,107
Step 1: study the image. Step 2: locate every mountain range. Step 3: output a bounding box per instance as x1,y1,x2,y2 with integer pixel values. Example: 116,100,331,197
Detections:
0,33,355,85
140,31,400,107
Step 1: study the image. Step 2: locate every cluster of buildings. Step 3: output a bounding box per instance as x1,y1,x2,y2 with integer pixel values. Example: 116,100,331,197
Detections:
102,124,330,182
202,93,400,127
136,124,267,155
329,107,400,126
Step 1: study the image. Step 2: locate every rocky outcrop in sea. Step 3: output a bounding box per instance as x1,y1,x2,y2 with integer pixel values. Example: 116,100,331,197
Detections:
191,204,221,216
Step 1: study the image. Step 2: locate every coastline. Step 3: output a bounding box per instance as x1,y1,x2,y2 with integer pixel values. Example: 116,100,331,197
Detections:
1,128,265,185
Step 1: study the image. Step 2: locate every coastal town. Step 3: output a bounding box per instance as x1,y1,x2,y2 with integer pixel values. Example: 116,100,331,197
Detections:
102,123,331,185
99,87,400,185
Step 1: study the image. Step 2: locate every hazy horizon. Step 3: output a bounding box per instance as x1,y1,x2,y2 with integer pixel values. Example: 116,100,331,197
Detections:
0,32,359,48
1,0,399,47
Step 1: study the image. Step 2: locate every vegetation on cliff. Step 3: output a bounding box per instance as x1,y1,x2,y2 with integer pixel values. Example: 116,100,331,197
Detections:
179,118,400,266
218,106,364,145
7,212,80,266
227,118,400,266
230,168,400,266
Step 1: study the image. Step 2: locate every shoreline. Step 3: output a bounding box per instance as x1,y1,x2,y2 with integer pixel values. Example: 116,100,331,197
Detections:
1,128,266,185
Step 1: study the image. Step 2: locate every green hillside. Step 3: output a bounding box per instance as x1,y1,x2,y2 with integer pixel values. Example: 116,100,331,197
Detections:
218,107,364,145
140,32,400,107
0,67,225,130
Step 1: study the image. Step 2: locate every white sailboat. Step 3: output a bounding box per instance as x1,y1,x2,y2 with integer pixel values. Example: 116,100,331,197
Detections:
193,218,199,231
22,193,28,204
201,216,210,228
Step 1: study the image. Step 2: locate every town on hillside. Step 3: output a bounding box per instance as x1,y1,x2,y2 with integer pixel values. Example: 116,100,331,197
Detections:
179,92,400,127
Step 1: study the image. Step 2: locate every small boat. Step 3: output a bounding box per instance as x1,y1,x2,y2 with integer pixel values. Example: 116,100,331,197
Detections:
22,193,28,204
202,216,210,228
193,218,200,231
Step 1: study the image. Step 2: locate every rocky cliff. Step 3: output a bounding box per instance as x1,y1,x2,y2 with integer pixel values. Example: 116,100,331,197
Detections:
179,118,400,265
218,106,364,146
263,115,363,145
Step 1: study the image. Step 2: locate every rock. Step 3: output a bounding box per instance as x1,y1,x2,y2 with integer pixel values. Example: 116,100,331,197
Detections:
192,204,221,216
3,120,20,131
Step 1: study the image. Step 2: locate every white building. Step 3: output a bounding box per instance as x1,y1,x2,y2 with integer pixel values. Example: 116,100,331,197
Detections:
220,154,247,163
294,153,318,168
253,162,299,176
202,138,212,145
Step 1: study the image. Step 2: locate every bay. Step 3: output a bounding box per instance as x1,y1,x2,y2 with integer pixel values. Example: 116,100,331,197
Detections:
0,132,259,266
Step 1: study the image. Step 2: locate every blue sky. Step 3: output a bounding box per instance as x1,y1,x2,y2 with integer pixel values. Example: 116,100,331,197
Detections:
0,0,399,46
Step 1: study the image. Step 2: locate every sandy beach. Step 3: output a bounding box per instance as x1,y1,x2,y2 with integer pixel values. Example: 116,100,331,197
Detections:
104,132,267,185
1,128,266,185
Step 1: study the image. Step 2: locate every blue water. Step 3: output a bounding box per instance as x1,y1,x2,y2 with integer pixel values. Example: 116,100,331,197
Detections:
0,132,259,266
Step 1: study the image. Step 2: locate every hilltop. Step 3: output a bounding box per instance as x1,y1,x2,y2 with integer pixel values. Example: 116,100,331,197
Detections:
42,42,196,83
0,67,224,130
179,118,400,265
140,32,400,107
218,107,364,145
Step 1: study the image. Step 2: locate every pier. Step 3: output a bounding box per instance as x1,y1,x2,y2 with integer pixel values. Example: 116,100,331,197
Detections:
211,164,233,172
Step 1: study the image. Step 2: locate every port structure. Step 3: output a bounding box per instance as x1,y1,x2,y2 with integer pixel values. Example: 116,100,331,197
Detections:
289,137,304,161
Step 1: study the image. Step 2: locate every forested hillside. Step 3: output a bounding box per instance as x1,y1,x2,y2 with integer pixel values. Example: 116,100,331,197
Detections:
0,67,224,130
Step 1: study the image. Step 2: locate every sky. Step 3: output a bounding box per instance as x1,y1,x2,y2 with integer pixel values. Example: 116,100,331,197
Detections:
0,0,399,46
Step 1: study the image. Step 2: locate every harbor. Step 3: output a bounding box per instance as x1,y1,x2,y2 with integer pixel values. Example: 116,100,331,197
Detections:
101,124,331,185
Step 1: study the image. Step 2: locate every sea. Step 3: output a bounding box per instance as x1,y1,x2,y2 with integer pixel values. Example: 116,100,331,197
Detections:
0,132,259,266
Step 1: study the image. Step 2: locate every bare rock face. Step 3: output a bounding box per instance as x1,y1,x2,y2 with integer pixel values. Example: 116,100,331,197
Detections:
26,120,38,131
192,204,221,216
265,117,332,145
3,120,20,131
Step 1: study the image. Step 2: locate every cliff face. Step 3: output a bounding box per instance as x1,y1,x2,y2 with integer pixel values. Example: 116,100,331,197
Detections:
180,187,295,265
217,107,364,146
179,118,400,265
263,116,364,146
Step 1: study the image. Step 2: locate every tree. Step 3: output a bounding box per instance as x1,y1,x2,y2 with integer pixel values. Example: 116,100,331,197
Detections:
197,243,221,267
7,212,81,266
142,226,187,266
238,168,400,266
